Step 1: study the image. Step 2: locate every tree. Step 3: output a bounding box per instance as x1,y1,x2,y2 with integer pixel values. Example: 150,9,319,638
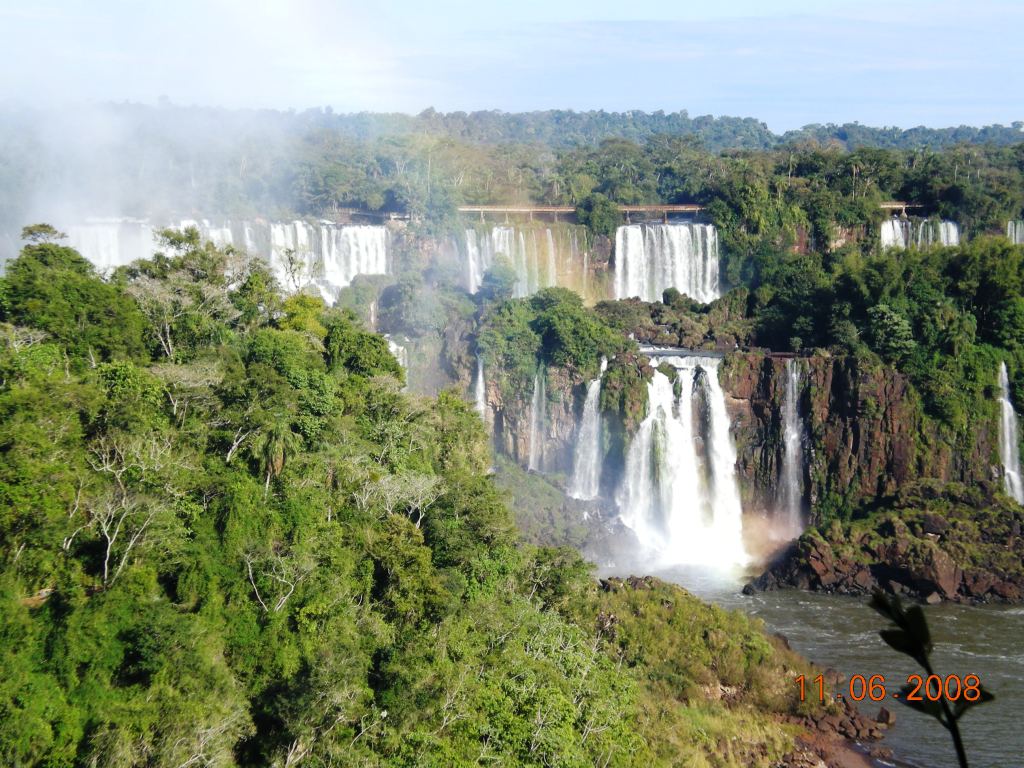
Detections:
20,223,66,244
249,413,303,491
867,303,916,363
575,193,621,239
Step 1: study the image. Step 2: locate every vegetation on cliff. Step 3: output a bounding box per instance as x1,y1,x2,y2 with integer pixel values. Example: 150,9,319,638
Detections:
749,482,1024,603
477,287,629,399
0,232,842,766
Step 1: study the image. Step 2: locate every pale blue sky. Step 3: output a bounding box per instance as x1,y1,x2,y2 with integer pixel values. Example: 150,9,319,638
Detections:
0,0,1020,130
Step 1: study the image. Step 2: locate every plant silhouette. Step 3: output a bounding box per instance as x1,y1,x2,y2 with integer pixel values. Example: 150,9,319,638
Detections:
870,590,995,768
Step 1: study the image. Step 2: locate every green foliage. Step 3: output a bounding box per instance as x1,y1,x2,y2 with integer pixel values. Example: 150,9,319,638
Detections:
324,310,404,382
1,241,148,363
0,233,820,767
20,223,67,243
478,288,628,400
575,192,621,239
867,303,916,363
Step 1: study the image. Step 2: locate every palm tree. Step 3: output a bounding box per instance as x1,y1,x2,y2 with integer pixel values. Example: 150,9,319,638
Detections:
250,414,303,493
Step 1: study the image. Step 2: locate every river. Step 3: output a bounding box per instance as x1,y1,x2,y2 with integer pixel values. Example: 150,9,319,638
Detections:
602,563,1023,768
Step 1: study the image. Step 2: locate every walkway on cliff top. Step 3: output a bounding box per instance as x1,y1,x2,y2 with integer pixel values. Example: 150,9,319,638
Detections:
457,202,922,221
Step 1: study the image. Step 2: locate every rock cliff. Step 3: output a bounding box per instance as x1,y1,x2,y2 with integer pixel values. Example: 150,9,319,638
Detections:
720,352,1000,524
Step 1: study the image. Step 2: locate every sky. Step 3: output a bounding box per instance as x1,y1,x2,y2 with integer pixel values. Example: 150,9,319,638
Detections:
0,0,1020,131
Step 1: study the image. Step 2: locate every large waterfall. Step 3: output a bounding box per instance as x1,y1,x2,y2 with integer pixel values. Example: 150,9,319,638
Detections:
779,359,805,536
569,358,607,500
66,218,157,272
463,225,589,299
1008,221,1024,245
880,219,960,249
617,355,747,566
66,218,389,303
613,223,720,304
527,369,547,472
998,362,1024,504
474,355,488,419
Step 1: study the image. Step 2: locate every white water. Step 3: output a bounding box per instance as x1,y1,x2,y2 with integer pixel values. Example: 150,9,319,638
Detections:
66,218,389,303
569,357,608,500
463,225,590,298
464,229,485,294
386,336,409,370
880,218,960,249
617,356,747,566
527,369,547,472
779,359,805,536
1008,221,1024,245
998,362,1024,504
465,226,543,297
66,218,157,272
474,355,488,419
613,223,720,304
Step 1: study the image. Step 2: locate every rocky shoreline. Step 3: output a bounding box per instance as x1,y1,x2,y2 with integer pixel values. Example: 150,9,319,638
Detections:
745,482,1024,604
781,694,896,768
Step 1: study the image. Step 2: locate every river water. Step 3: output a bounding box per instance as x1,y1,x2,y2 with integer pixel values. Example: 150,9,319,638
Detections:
602,563,1023,768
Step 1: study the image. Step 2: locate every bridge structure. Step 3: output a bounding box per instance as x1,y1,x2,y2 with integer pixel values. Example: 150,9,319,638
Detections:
880,201,925,217
458,202,924,223
457,203,706,223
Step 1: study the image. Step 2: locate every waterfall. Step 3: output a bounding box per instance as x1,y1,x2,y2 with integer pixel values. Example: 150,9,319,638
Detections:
1008,221,1024,245
67,218,389,301
545,229,557,288
465,229,486,293
998,362,1024,504
881,218,960,249
386,336,408,370
527,369,546,472
880,219,908,249
779,359,805,536
617,356,747,566
613,223,720,304
569,358,608,500
463,225,590,298
474,355,488,419
67,218,157,272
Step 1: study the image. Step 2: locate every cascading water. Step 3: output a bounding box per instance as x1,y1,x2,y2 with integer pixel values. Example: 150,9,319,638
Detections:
67,218,157,272
463,225,591,299
262,221,388,302
613,222,720,304
474,355,488,419
386,336,409,370
880,219,960,249
67,218,389,302
617,355,747,566
465,229,486,293
1008,221,1024,245
998,362,1024,504
779,359,805,536
545,229,557,288
569,358,608,500
527,368,547,472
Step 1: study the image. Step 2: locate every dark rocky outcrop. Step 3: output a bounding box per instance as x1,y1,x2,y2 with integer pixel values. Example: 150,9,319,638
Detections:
720,352,1000,525
486,364,586,475
745,482,1024,603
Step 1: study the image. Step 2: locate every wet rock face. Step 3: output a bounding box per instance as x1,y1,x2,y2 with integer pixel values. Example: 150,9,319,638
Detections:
720,353,997,524
489,365,586,474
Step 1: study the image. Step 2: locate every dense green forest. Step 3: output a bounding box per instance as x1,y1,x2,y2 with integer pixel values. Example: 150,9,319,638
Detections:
0,228,833,766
